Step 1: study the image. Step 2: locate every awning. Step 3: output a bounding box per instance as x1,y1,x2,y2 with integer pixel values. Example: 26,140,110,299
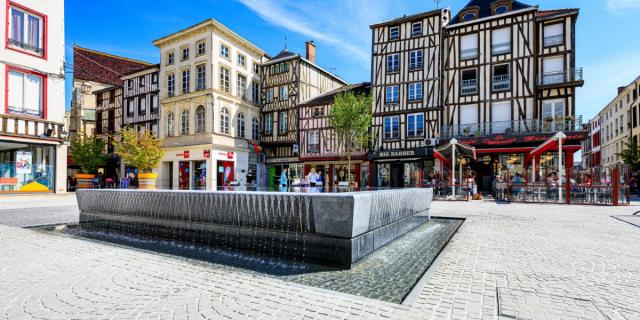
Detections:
529,132,567,158
435,139,477,161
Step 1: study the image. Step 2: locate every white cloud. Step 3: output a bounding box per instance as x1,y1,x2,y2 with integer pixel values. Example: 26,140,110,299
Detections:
237,0,380,68
606,0,640,12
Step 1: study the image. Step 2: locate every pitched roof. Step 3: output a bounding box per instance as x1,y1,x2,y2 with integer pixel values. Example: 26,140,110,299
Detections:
298,83,371,107
271,48,298,60
73,46,153,86
450,0,533,25
536,9,578,18
369,10,441,28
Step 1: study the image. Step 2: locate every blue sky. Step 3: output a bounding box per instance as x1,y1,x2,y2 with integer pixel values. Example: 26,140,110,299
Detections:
65,0,640,120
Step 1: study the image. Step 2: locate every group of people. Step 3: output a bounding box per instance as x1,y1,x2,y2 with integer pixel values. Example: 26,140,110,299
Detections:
279,168,324,188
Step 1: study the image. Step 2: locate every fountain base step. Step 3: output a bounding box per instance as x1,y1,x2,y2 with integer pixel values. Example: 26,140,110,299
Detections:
79,213,430,269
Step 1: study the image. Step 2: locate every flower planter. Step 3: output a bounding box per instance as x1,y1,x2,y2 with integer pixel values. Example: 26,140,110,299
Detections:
76,173,96,189
138,173,158,190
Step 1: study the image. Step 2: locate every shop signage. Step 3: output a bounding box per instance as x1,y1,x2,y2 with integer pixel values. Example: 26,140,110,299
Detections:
227,152,234,159
183,151,190,159
16,151,32,174
204,150,210,158
453,131,587,148
370,148,433,160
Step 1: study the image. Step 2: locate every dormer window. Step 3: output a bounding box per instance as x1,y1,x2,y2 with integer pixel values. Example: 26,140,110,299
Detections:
462,13,476,21
495,5,509,14
389,26,400,40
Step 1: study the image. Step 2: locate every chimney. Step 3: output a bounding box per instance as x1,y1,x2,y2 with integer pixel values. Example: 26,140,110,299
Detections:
305,40,316,63
618,86,626,95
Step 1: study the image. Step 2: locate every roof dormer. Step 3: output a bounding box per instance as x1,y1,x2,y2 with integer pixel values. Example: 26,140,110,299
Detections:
459,6,480,22
491,0,513,15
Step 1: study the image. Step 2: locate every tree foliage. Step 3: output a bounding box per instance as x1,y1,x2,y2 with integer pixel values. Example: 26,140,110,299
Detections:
70,135,108,174
329,91,372,183
619,139,640,171
114,128,165,173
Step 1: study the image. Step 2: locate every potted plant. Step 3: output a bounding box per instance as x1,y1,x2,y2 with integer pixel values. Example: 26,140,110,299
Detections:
70,135,108,189
114,128,164,189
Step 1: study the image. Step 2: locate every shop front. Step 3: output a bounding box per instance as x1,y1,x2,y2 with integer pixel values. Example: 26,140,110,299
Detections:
0,140,58,193
266,157,302,189
300,160,371,190
370,148,435,188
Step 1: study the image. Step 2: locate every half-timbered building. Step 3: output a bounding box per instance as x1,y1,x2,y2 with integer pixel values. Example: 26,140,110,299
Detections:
441,0,586,191
298,83,371,188
260,42,346,188
369,9,448,188
121,65,160,136
94,85,123,178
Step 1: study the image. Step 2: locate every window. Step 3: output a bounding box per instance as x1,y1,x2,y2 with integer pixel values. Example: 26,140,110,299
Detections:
167,112,175,136
411,22,422,37
542,99,565,131
127,99,134,116
150,95,158,113
460,104,479,133
7,69,43,117
138,96,146,115
491,102,511,133
237,113,245,138
195,105,205,133
220,107,230,134
279,86,288,101
267,88,274,103
387,54,400,73
409,50,423,70
383,116,400,140
238,54,246,67
407,113,424,138
492,64,510,91
237,74,248,99
462,69,478,95
279,112,288,134
181,69,190,94
219,67,230,93
152,73,158,84
542,56,564,84
544,24,563,47
167,52,175,65
408,82,423,101
127,80,133,90
389,26,400,40
220,44,230,58
253,62,260,74
491,27,511,55
495,5,509,14
308,130,320,153
462,13,476,21
181,47,190,61
8,5,44,56
151,123,158,136
197,41,206,56
386,85,399,104
196,64,206,91
252,117,260,140
313,107,324,117
181,110,190,135
265,113,273,135
252,81,260,103
461,34,478,60
139,76,145,87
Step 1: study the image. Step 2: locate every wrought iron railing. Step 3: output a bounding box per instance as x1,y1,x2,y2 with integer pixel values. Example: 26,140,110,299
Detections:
493,74,511,91
8,38,43,54
461,79,478,95
543,35,563,47
441,117,584,139
538,68,583,86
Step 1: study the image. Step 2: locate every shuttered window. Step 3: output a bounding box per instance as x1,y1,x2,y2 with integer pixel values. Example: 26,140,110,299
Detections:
460,34,478,60
7,70,43,117
491,28,511,55
544,24,563,47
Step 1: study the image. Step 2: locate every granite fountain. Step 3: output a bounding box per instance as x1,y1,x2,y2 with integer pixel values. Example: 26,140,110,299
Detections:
76,188,433,269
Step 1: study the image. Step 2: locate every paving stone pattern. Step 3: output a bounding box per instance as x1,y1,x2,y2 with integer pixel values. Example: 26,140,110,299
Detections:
0,199,639,319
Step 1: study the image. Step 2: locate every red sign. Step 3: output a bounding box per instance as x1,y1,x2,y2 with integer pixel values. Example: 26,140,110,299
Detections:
227,152,234,159
183,151,190,159
204,150,210,158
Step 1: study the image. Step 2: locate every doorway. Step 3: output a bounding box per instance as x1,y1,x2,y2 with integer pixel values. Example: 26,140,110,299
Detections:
217,161,234,187
178,161,189,190
390,163,404,188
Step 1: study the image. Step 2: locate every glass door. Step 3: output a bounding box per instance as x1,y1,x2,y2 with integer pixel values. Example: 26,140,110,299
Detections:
542,100,565,132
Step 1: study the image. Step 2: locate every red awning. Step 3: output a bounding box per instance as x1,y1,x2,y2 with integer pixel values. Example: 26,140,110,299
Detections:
529,132,566,158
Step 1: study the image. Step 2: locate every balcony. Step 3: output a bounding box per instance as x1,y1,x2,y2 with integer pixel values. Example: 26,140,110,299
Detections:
538,68,584,87
441,117,584,139
493,74,511,91
0,113,65,140
543,35,563,47
461,79,478,95
8,38,43,55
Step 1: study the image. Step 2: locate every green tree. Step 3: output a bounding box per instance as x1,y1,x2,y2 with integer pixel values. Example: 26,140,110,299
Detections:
114,128,164,173
619,139,640,171
70,135,108,174
329,91,373,185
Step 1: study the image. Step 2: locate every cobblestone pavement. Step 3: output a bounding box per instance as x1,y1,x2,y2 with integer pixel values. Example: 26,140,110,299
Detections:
0,199,639,319
0,194,78,227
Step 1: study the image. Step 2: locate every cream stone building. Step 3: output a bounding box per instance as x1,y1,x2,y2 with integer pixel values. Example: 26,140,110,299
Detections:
599,77,640,167
153,19,266,190
0,0,67,193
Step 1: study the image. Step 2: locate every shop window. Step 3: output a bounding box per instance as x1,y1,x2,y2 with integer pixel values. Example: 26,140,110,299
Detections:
0,143,55,192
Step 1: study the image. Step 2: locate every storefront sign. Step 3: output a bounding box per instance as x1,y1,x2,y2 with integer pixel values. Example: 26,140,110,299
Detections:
370,148,433,160
16,151,32,174
227,152,234,159
453,132,588,148
183,151,190,159
204,150,210,158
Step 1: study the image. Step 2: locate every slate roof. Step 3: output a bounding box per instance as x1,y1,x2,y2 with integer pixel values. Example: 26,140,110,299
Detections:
450,0,533,25
73,46,153,86
298,83,371,107
271,48,298,60
536,9,579,18
369,10,442,28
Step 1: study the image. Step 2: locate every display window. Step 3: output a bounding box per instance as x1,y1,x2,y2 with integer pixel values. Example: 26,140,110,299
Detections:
0,142,54,192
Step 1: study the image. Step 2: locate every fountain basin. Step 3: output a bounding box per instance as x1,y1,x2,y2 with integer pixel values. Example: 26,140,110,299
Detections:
76,188,433,268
